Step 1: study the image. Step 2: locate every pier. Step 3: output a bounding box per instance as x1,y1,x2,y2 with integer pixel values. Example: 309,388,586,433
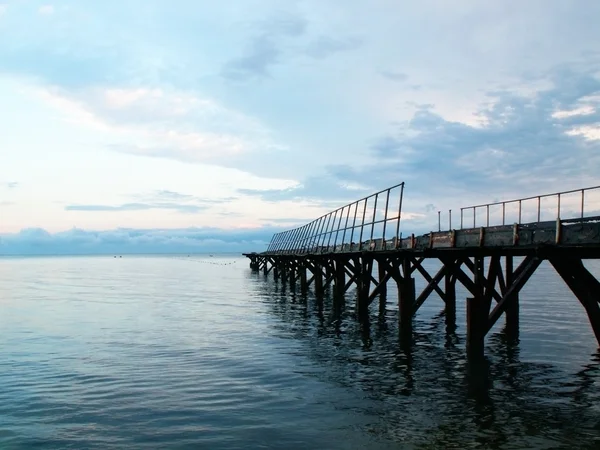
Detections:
244,183,600,358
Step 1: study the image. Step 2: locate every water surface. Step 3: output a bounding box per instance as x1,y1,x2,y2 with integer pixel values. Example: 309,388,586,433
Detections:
1,255,599,449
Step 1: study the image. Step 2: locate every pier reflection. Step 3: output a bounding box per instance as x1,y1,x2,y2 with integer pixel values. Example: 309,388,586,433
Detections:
250,270,600,449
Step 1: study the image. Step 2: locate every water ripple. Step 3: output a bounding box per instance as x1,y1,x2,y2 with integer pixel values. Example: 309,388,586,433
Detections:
1,255,600,448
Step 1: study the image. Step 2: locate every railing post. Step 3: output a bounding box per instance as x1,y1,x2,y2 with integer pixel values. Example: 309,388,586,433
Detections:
289,227,301,252
333,207,345,251
438,211,441,232
473,207,476,228
382,189,391,243
310,217,324,252
537,196,541,222
273,231,281,253
303,221,316,253
358,199,368,250
349,202,359,249
502,202,506,226
320,213,333,252
297,224,310,253
286,227,298,253
266,233,277,252
449,209,452,231
581,189,585,219
341,204,352,249
370,193,379,244
486,205,489,227
327,210,339,252
284,228,298,253
518,200,522,223
276,232,285,253
557,193,561,219
460,208,463,229
395,183,404,246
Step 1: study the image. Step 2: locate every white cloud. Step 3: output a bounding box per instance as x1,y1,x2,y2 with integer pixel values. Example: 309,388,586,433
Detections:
36,86,283,164
552,106,595,119
566,125,600,140
38,5,54,15
0,4,6,16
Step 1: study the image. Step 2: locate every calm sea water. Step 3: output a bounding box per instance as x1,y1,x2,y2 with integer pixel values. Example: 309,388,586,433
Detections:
1,255,600,449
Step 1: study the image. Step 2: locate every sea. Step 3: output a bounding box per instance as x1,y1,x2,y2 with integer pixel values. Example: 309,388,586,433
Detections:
1,254,599,449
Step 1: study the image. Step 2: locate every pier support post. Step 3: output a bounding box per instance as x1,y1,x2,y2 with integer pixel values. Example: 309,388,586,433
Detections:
398,259,415,340
467,257,486,359
551,257,600,347
250,257,259,271
300,260,308,293
326,262,333,287
378,259,388,315
314,260,323,297
263,258,268,275
333,258,346,315
280,260,288,285
289,259,296,291
504,256,519,341
445,268,457,331
356,256,372,321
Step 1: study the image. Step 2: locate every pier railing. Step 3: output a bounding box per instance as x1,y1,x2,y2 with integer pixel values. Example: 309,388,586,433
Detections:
266,183,404,254
455,185,600,230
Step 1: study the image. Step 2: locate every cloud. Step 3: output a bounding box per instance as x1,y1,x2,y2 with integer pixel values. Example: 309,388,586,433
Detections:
0,4,6,16
0,226,286,255
231,61,600,236
38,86,283,168
380,71,408,82
221,14,307,81
221,14,362,81
304,36,362,59
240,63,600,209
1,181,18,189
65,202,207,214
238,175,371,203
65,189,238,214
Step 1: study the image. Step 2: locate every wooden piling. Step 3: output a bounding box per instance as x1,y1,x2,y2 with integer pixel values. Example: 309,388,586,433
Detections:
334,258,346,315
466,256,486,359
378,259,388,314
356,256,371,320
445,269,456,330
289,259,296,290
504,256,519,340
399,259,415,340
551,257,600,347
314,260,323,297
300,260,308,293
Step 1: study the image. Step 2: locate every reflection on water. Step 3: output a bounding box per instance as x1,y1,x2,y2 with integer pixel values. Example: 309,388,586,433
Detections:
252,260,600,449
0,256,599,449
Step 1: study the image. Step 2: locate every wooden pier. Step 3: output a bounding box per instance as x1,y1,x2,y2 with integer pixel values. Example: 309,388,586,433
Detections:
244,183,600,358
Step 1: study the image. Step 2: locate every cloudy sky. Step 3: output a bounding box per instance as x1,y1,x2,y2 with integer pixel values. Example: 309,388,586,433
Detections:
1,0,600,254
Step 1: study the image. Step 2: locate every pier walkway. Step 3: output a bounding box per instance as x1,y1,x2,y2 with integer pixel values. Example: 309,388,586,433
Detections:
244,183,600,358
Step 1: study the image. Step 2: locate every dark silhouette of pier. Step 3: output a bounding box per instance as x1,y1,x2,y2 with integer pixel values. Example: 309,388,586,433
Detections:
244,183,600,358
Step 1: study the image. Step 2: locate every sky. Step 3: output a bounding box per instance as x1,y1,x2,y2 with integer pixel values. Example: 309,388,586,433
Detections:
1,0,600,254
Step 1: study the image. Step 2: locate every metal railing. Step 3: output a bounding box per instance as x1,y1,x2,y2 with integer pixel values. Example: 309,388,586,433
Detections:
455,185,600,229
266,182,405,254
